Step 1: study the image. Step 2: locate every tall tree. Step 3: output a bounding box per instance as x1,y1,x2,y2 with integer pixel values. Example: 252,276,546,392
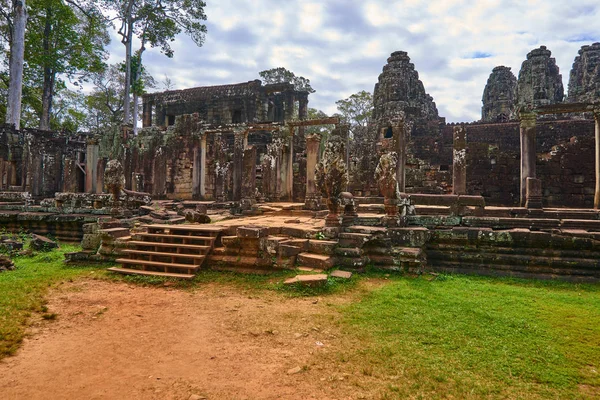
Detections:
102,0,207,125
335,90,373,138
259,67,315,93
27,0,109,130
3,0,27,129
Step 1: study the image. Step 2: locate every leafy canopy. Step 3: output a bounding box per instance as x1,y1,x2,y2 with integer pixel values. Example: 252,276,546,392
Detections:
259,67,315,93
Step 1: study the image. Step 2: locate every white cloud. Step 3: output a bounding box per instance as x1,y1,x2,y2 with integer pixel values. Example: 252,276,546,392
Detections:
107,0,600,122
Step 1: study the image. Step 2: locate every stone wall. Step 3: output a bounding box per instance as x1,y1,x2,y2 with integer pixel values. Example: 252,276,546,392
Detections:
451,119,596,207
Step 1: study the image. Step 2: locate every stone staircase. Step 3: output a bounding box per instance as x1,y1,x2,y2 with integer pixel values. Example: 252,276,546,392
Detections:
426,227,600,281
108,224,225,279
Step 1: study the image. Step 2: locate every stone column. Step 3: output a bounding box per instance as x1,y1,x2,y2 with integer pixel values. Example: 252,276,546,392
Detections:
298,96,308,120
62,157,78,193
142,99,153,127
519,111,537,207
241,145,257,210
85,139,99,193
286,127,294,201
525,177,543,209
96,157,106,193
452,125,467,195
192,143,201,199
200,134,207,198
595,111,600,208
393,120,406,192
304,133,322,210
232,130,246,201
285,94,295,122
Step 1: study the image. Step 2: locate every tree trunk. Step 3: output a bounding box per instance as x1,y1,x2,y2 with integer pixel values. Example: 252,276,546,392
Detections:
132,91,138,134
122,20,133,125
39,5,53,131
132,47,145,135
6,0,27,129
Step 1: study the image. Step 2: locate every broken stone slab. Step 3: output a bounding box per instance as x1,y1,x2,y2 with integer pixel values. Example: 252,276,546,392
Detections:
30,234,59,251
330,270,352,279
284,274,328,287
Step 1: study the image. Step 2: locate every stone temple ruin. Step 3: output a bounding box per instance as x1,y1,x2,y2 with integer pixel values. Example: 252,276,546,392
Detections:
2,44,600,282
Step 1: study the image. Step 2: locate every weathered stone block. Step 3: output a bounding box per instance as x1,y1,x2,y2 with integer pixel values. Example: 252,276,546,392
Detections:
237,226,268,238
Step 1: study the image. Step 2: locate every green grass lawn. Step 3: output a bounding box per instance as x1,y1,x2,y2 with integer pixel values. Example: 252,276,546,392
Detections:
1,250,599,398
340,275,600,399
0,245,101,357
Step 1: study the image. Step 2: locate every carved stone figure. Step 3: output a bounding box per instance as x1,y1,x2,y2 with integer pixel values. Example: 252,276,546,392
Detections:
517,46,564,107
104,160,125,201
315,131,348,229
482,66,518,122
568,42,600,103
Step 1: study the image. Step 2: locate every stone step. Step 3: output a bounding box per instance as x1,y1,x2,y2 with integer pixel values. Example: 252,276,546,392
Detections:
107,267,195,280
100,227,130,238
560,219,600,231
136,233,215,243
356,204,385,214
428,243,600,259
353,215,385,226
462,217,561,230
123,249,206,260
116,258,201,271
279,244,304,257
128,240,211,252
427,250,600,270
307,239,337,255
334,247,363,257
339,232,372,247
297,253,334,270
344,225,387,235
429,261,600,282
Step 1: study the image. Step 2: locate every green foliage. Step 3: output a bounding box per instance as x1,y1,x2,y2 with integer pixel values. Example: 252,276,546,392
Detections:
259,67,315,93
335,90,373,139
103,0,208,57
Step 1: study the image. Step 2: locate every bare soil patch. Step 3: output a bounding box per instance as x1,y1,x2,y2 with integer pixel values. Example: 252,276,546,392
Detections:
0,279,368,400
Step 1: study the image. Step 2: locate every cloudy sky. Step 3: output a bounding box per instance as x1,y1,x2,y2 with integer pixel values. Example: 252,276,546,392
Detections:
108,0,600,123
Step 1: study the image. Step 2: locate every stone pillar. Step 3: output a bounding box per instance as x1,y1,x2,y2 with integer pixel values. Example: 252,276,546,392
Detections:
200,134,207,197
85,139,99,193
232,130,246,201
304,133,322,209
286,127,294,201
96,158,106,193
595,111,600,209
525,177,543,209
298,96,308,120
393,120,406,192
62,157,78,193
285,94,295,122
519,111,537,207
192,144,201,199
142,100,153,127
241,145,257,210
452,125,467,195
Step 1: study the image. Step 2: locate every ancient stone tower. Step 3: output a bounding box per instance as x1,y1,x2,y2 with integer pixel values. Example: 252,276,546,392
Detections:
481,66,518,122
372,51,439,128
516,46,564,107
568,42,600,103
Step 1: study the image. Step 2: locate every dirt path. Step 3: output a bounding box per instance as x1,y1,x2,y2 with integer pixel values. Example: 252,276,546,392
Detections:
0,279,368,400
